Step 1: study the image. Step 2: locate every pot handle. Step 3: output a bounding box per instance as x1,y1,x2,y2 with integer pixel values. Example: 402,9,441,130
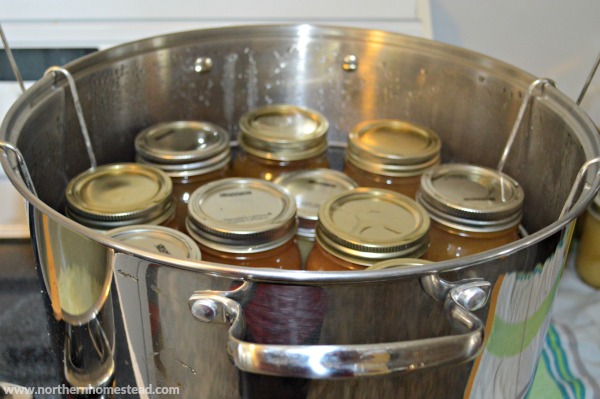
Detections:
0,141,38,196
188,278,489,379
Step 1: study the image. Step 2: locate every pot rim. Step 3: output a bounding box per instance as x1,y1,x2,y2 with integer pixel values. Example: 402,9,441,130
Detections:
2,23,600,284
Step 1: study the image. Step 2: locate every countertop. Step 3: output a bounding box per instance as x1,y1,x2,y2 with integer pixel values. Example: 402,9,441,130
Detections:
0,239,60,396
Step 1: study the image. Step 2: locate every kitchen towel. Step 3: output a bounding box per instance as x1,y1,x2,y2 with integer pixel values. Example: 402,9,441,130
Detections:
527,251,600,399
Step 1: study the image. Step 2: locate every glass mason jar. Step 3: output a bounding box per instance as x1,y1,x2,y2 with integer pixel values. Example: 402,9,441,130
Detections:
576,197,600,288
273,169,358,266
343,119,441,199
417,163,524,262
135,121,231,232
232,104,330,181
106,224,202,260
65,163,177,231
305,188,430,271
186,178,301,269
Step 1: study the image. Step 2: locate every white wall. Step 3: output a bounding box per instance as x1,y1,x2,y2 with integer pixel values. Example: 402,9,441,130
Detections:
430,0,600,126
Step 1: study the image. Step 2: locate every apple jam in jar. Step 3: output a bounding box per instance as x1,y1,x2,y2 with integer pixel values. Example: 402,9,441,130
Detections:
107,224,202,261
186,178,301,269
417,164,524,262
305,188,430,271
232,104,329,181
135,121,231,232
65,163,177,231
576,196,600,288
273,169,358,265
343,119,441,199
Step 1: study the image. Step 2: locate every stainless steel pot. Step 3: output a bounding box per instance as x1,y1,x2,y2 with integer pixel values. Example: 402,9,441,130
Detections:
2,25,600,399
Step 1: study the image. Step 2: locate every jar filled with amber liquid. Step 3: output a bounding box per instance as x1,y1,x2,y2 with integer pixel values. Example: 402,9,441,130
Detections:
65,163,177,230
232,104,330,181
274,169,358,265
417,164,524,262
305,188,430,271
186,178,301,269
344,119,441,199
576,196,600,288
135,121,231,231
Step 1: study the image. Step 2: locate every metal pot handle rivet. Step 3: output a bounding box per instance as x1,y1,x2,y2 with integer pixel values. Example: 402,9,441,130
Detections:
342,54,358,72
194,57,213,74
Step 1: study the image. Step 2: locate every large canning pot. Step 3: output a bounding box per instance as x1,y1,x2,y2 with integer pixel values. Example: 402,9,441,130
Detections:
1,25,600,398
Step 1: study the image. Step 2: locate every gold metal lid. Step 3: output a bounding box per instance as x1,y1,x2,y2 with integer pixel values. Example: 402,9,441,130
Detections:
186,178,297,253
65,163,174,229
238,104,329,161
315,187,430,266
417,163,524,232
346,119,441,176
107,225,202,260
134,121,231,177
273,169,358,238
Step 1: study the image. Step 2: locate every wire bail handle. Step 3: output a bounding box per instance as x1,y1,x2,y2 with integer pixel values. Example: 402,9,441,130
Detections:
497,78,556,173
44,66,97,169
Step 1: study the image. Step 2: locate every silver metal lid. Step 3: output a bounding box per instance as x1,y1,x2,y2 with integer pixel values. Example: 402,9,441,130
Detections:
134,121,231,177
346,119,441,176
238,104,329,161
107,224,202,260
65,163,175,229
186,178,298,253
274,169,358,238
417,163,524,232
316,188,430,266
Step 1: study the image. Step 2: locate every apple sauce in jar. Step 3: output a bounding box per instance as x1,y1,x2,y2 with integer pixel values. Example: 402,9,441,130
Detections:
186,178,301,269
344,119,441,199
65,163,177,231
232,104,329,181
576,195,600,288
305,188,430,271
135,121,231,232
417,163,524,261
273,169,358,265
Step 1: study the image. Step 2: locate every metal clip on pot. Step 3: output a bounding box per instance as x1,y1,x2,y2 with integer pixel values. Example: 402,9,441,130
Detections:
496,75,600,217
497,78,556,174
0,141,37,196
188,277,489,379
0,24,96,192
44,66,97,169
1,23,98,171
561,157,600,217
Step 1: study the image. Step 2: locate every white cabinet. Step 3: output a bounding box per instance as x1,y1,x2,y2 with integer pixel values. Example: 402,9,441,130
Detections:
1,0,431,48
